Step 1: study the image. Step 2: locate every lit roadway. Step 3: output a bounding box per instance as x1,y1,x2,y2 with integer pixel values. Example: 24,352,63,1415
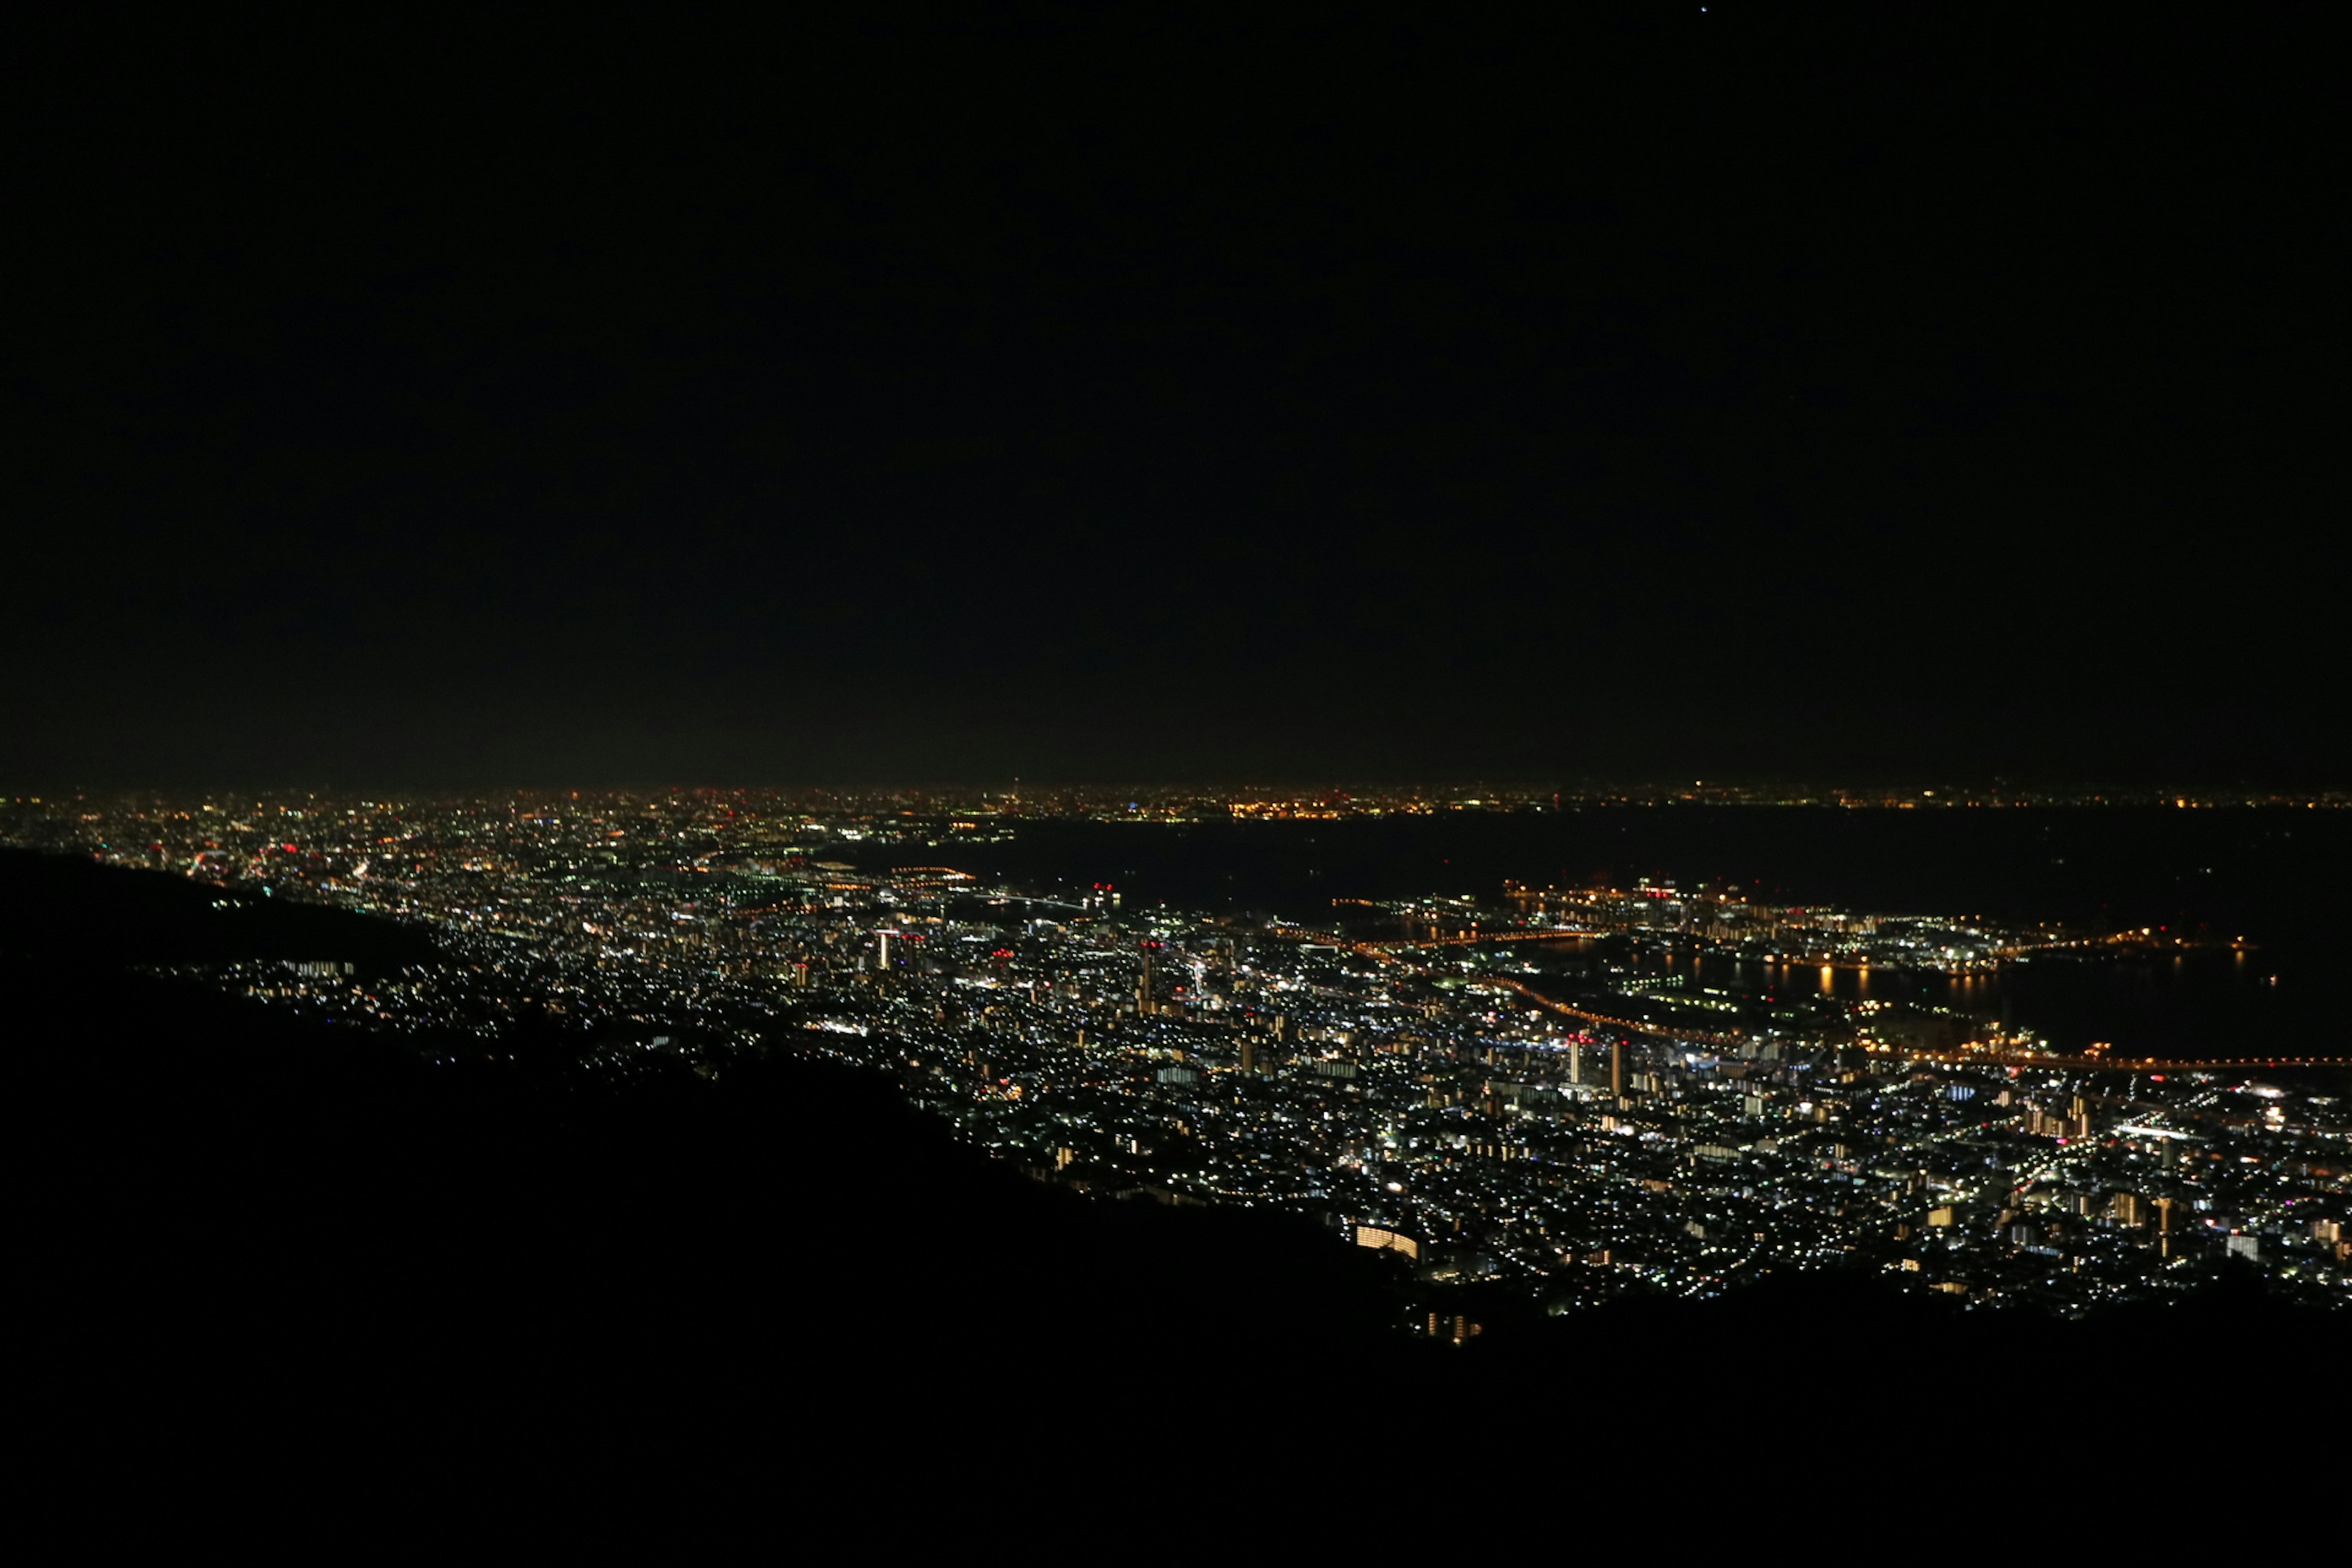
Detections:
1259,922,1751,1049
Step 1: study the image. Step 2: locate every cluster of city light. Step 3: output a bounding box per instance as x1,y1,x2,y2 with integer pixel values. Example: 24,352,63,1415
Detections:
4,789,2346,1316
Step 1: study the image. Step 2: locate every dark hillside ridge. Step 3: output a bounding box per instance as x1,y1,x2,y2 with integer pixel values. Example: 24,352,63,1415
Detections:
0,846,440,971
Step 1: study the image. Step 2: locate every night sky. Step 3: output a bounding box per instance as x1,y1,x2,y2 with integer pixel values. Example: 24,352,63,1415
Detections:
10,10,2338,788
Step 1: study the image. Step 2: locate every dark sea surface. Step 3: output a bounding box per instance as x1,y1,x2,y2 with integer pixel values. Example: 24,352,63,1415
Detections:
932,808,2352,1061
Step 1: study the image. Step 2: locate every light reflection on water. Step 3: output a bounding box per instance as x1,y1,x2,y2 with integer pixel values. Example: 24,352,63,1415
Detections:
943,813,2347,1061
1588,944,2323,1059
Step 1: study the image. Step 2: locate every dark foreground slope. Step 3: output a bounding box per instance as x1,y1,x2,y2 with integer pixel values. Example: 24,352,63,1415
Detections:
4,854,1409,1427
6,852,2337,1474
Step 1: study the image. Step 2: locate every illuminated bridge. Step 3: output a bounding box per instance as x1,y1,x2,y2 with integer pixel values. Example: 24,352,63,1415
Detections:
1858,1046,2352,1073
1363,928,1606,949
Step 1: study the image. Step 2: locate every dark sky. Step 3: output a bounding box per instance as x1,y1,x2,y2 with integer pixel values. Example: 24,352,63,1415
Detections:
9,10,2339,788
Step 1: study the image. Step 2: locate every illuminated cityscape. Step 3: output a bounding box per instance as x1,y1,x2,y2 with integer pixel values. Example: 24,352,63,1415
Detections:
9,788,2342,1328
10,7,2345,1470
